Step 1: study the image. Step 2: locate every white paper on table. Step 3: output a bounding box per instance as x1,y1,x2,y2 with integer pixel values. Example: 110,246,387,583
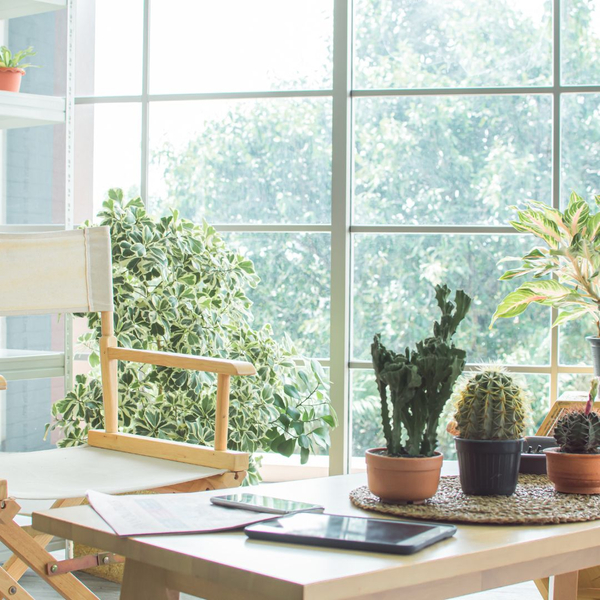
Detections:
87,490,277,537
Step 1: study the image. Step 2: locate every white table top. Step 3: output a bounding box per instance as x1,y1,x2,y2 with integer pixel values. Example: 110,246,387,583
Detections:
32,471,600,600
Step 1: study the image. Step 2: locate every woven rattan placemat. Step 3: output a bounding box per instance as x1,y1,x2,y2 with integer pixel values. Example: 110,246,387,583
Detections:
350,475,600,525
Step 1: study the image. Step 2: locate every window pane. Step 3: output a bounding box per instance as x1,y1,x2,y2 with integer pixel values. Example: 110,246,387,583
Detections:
352,234,550,363
561,94,600,209
220,233,330,358
353,96,552,226
76,0,143,96
562,0,600,85
149,99,332,225
351,370,549,459
74,104,141,224
559,373,594,398
354,0,552,89
150,0,333,94
560,320,596,366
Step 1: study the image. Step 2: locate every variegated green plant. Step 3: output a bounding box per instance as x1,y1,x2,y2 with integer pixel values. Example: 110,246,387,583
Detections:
46,190,336,483
0,46,37,70
491,192,600,336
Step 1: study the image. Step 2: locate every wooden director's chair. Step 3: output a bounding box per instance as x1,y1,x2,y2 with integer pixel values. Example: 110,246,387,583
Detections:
534,391,600,600
0,227,255,599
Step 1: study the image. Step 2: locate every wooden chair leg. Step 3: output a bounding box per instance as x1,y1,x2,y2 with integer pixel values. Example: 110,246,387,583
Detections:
3,497,85,583
0,487,96,600
0,511,98,599
0,564,35,599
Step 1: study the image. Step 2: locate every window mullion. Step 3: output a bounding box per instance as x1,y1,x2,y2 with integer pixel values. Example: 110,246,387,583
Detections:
329,0,352,476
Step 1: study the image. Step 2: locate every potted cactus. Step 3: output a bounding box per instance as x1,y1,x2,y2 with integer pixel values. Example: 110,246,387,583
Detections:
545,378,600,494
368,284,471,503
453,369,529,496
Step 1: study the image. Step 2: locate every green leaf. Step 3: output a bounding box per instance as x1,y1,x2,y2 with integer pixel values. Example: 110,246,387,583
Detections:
277,438,296,457
322,414,337,428
553,307,592,327
298,434,310,448
88,352,100,368
286,406,301,420
283,384,301,400
300,446,310,464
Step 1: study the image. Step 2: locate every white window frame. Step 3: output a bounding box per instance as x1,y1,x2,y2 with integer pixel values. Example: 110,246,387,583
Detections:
74,0,595,477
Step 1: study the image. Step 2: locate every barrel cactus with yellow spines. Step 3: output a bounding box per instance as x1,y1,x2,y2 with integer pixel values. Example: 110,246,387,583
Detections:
454,369,528,441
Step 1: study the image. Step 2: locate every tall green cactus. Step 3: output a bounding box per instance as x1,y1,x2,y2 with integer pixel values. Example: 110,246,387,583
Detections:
371,284,471,457
453,370,528,440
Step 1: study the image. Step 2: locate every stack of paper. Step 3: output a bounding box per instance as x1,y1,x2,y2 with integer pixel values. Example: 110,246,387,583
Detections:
87,490,277,537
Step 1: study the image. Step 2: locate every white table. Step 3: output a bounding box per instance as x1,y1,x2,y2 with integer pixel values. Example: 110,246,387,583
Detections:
32,472,598,600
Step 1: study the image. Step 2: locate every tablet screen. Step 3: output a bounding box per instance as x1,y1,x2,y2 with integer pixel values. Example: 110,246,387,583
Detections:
253,513,436,544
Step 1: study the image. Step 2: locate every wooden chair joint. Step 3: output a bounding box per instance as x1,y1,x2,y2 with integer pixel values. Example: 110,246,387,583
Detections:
0,498,22,524
47,552,125,576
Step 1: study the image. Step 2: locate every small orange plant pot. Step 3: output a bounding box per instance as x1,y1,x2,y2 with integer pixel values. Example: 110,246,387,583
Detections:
365,448,443,503
0,67,24,92
545,447,600,494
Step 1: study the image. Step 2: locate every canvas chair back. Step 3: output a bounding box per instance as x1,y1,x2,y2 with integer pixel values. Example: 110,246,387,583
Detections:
0,228,113,316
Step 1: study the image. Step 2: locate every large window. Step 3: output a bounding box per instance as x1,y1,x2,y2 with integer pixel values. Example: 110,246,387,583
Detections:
76,0,599,473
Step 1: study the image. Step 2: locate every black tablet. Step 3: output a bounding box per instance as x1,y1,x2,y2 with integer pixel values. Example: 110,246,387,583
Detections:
244,512,456,555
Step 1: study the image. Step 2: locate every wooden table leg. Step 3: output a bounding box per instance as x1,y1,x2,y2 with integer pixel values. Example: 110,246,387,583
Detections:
120,559,180,600
550,571,579,600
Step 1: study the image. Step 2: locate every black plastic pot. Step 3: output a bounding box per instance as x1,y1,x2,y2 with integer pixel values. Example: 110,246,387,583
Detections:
455,438,523,496
587,336,600,377
520,436,555,475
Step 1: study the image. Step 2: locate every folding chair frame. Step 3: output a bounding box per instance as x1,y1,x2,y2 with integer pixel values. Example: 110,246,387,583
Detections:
0,309,255,599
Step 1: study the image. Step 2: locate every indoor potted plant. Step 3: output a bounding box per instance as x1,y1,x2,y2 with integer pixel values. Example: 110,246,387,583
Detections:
367,284,471,503
453,369,529,495
0,45,37,92
491,192,600,374
545,378,600,494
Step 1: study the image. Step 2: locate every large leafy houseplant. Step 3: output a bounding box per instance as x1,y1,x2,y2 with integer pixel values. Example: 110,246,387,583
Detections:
366,284,471,503
47,190,335,483
491,192,600,334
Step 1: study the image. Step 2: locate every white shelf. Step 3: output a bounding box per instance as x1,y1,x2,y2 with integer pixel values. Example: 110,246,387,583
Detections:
0,0,65,19
0,349,64,380
0,90,64,129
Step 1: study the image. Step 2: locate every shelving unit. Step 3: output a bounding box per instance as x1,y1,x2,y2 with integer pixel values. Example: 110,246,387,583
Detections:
0,0,65,20
0,90,64,129
0,0,72,383
0,349,64,380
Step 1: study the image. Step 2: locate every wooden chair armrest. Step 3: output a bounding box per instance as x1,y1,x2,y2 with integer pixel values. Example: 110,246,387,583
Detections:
0,375,6,391
107,347,256,376
88,431,249,471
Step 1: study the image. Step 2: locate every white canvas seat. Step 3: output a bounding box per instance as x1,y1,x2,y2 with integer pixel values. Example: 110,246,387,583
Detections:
0,446,225,501
0,227,255,599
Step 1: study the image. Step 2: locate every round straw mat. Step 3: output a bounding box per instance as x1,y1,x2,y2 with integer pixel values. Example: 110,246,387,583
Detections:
350,475,600,525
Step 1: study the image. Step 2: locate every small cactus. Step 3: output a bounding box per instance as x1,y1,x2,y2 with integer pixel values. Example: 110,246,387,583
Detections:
453,369,528,440
554,410,600,454
554,377,600,454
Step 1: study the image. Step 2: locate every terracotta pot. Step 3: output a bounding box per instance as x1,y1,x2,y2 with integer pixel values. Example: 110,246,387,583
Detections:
544,447,600,494
365,448,443,503
0,67,24,92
